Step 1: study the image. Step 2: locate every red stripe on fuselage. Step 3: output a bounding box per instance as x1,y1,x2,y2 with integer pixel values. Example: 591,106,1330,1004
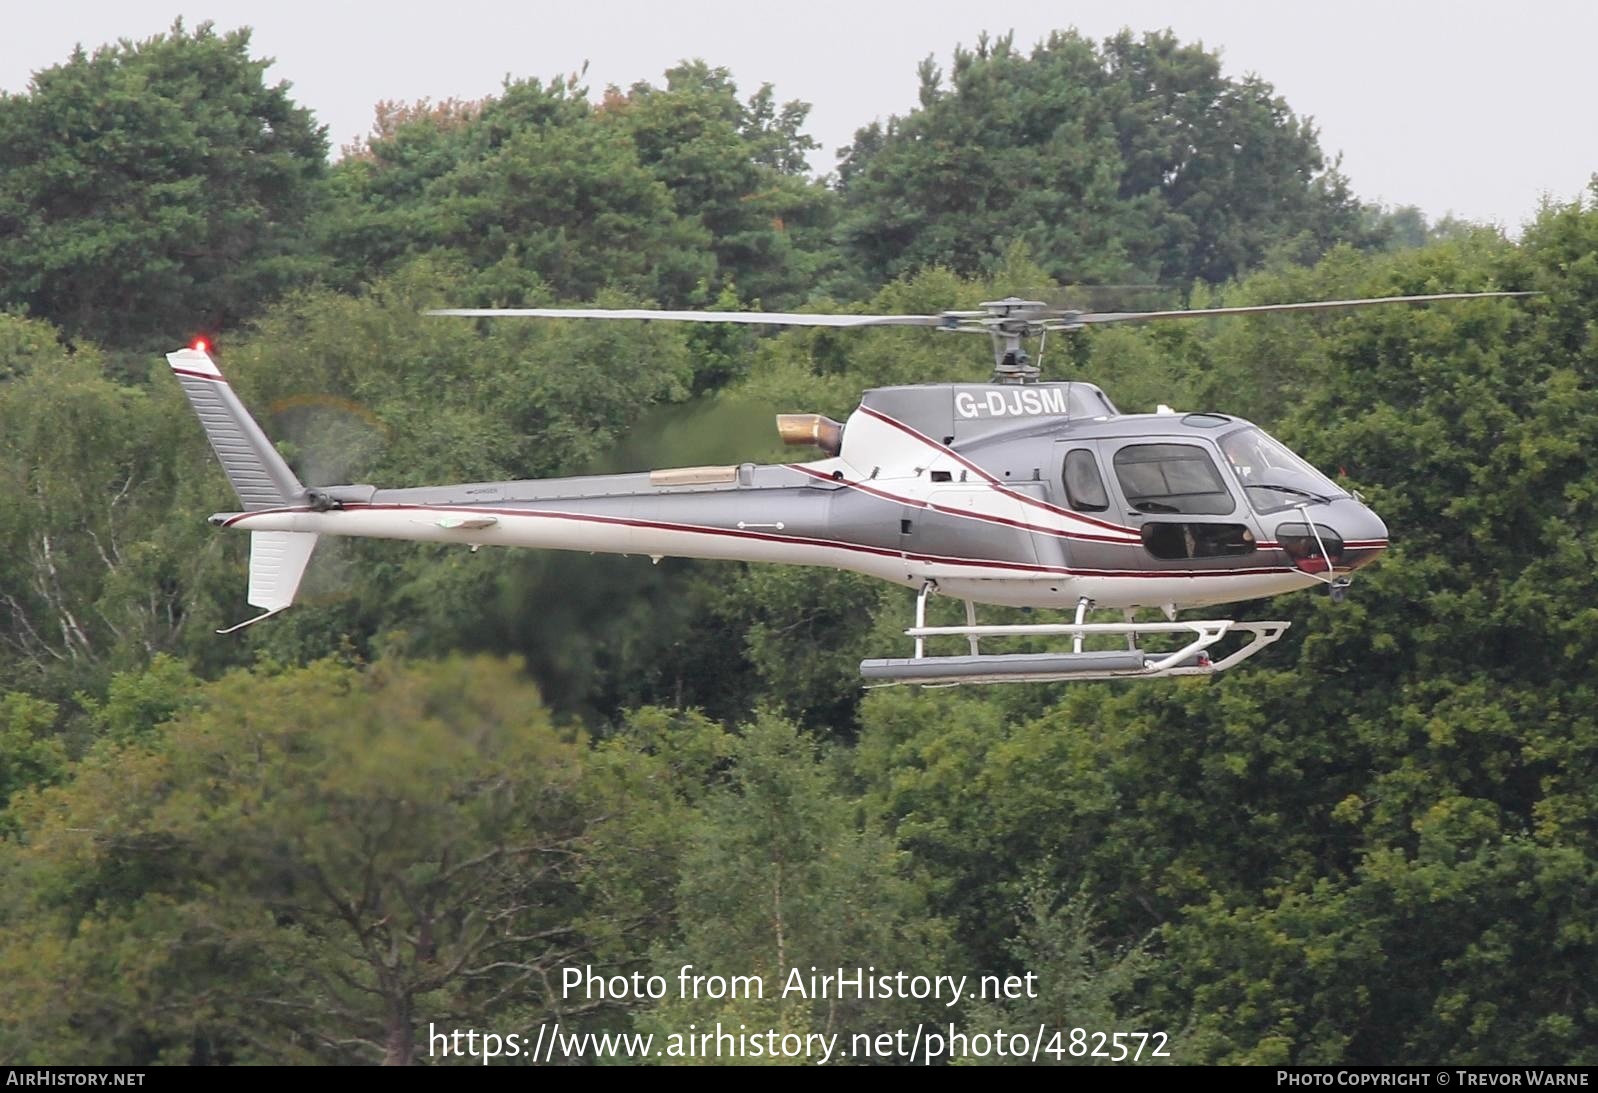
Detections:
785,463,1138,545
854,403,1139,535
222,501,1306,580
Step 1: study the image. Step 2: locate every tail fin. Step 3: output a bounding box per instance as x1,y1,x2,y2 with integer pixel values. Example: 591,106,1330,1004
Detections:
168,345,318,632
166,345,304,509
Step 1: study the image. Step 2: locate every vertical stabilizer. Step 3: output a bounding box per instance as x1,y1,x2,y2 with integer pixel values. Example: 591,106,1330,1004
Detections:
246,530,318,612
212,528,320,635
166,346,303,509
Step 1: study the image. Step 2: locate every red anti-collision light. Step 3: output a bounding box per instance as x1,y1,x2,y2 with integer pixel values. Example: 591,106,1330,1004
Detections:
191,338,208,353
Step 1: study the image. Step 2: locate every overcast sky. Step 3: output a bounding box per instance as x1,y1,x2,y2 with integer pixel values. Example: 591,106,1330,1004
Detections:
5,2,1594,231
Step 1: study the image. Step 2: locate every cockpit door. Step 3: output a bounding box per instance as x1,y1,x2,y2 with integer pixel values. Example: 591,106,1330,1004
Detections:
1101,439,1264,571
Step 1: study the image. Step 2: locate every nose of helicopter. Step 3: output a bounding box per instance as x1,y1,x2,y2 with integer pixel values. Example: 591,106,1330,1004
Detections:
1305,496,1387,574
1269,497,1389,575
1336,497,1390,572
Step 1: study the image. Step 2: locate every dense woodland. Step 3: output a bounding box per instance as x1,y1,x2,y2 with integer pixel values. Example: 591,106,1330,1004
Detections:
0,21,1594,1066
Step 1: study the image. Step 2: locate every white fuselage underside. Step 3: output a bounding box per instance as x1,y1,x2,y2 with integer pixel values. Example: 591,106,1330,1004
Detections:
226,504,1319,610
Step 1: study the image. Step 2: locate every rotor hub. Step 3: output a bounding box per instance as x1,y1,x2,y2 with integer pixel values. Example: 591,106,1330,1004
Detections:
943,298,1080,383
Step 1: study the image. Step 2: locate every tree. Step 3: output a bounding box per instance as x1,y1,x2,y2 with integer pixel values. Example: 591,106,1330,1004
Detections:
0,692,66,836
833,30,1369,293
0,21,327,352
958,884,1167,1066
603,61,837,307
321,64,837,310
0,332,234,697
0,657,691,1065
636,714,948,1051
319,75,713,306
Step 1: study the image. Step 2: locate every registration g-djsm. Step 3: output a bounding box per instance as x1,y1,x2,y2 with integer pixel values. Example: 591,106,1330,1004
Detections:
168,291,1529,685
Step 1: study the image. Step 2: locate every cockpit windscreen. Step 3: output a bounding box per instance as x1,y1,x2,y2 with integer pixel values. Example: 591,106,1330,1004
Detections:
1219,427,1347,514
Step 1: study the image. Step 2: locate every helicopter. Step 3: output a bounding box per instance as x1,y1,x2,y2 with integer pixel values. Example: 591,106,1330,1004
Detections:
169,290,1529,685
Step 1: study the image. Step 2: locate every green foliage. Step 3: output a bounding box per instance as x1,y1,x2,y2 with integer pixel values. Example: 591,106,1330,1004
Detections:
320,65,836,310
0,20,327,351
959,885,1167,1065
722,566,887,728
0,692,67,829
636,713,947,1048
0,314,73,381
1174,837,1598,1064
224,260,696,483
78,655,200,743
834,30,1370,294
0,338,233,696
320,74,707,302
0,656,688,1065
604,61,837,307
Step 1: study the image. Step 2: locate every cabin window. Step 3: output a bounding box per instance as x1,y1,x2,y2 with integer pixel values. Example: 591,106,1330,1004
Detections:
1113,443,1235,515
1062,449,1109,512
1141,522,1256,560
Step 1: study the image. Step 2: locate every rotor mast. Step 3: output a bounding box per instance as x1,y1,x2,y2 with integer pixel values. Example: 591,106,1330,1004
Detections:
941,298,1084,384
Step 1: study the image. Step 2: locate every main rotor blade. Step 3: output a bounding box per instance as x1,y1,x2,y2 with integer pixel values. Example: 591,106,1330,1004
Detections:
425,307,950,328
1074,291,1537,326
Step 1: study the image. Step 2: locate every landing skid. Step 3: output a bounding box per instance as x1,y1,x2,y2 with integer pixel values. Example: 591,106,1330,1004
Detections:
860,587,1288,686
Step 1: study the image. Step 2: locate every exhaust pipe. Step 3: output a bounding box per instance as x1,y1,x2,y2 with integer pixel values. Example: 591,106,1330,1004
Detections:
775,413,844,456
